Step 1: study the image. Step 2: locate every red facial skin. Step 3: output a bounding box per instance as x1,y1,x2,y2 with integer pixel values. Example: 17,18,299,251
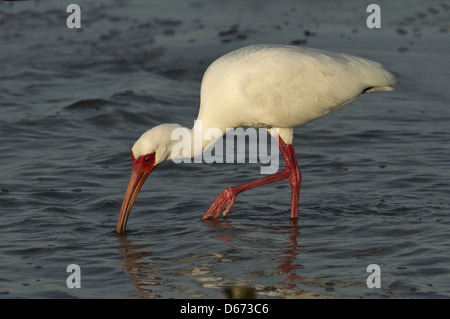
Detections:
116,152,156,234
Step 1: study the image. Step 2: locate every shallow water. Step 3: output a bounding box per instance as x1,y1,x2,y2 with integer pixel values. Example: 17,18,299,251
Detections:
1,0,449,298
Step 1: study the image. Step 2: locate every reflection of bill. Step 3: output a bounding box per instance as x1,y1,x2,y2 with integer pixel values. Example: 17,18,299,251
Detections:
117,218,303,299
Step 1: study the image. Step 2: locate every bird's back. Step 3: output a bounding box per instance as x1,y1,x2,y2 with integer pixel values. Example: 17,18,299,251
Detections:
197,44,396,131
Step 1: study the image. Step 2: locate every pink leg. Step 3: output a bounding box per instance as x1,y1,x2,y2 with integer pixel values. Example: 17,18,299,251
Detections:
202,135,301,220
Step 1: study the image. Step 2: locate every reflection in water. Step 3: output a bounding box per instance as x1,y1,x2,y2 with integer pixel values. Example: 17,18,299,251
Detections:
273,220,304,292
116,238,163,298
116,219,310,298
202,219,235,243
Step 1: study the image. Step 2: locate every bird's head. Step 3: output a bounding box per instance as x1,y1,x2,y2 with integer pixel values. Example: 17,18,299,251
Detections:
116,123,182,234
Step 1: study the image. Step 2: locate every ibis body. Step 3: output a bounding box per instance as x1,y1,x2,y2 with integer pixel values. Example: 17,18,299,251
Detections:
116,44,397,233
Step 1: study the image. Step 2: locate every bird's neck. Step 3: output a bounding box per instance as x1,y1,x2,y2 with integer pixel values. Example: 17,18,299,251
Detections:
169,120,225,161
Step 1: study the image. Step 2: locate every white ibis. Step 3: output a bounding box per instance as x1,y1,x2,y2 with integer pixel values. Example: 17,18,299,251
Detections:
116,44,396,233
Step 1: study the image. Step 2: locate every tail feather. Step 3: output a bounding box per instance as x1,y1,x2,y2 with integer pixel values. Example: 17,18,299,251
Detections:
363,85,395,93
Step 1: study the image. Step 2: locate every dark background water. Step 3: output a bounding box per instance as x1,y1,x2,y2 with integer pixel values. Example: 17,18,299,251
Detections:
0,0,449,298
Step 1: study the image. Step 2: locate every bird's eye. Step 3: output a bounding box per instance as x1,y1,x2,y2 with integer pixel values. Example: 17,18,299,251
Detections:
145,156,152,163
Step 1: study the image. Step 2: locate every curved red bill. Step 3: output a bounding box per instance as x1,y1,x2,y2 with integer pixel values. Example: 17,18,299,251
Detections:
116,153,156,234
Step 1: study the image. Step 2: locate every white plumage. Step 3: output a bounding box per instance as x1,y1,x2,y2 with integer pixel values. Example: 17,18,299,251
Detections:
197,45,395,141
117,44,396,233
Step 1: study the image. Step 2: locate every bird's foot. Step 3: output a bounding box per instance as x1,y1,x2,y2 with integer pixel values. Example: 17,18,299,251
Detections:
202,187,238,220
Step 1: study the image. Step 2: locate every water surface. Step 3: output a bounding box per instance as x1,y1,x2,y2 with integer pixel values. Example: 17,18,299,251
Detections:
1,0,449,298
